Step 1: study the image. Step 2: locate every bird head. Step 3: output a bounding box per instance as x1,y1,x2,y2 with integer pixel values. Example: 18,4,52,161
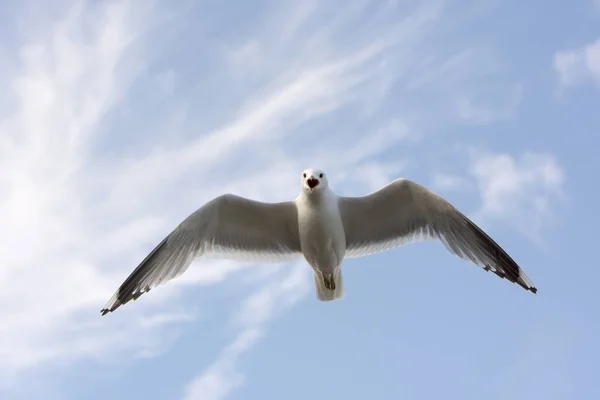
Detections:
301,168,328,194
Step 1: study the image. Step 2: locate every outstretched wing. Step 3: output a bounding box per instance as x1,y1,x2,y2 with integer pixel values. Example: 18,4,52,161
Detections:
101,194,302,315
337,179,537,293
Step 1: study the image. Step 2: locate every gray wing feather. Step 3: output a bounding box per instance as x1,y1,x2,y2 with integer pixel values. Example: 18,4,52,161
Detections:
338,178,537,293
101,194,301,315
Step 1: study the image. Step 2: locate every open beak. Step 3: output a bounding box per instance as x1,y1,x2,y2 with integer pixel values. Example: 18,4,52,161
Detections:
306,176,320,191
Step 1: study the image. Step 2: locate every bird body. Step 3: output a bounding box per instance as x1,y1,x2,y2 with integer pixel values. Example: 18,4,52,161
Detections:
101,168,537,315
296,185,346,301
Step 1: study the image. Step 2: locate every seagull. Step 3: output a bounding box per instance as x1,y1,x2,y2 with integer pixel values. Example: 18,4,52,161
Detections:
101,168,537,315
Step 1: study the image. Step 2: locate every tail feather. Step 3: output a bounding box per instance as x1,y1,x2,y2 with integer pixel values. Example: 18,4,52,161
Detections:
313,268,345,301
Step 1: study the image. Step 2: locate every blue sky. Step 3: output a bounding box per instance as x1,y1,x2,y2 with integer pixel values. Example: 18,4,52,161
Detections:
0,0,598,399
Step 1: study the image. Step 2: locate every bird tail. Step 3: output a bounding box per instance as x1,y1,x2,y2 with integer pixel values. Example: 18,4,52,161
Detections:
313,268,345,301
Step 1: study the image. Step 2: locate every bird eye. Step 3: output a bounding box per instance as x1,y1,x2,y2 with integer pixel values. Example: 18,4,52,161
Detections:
319,173,323,178
303,173,306,178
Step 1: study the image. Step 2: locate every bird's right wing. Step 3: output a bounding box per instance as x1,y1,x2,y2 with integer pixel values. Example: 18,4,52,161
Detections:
337,178,537,293
101,194,302,315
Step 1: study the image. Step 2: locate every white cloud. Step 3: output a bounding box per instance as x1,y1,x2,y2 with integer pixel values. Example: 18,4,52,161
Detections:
0,0,418,390
406,48,524,125
553,37,600,88
183,263,309,400
454,83,523,125
0,0,160,381
182,328,262,400
432,148,565,245
431,173,473,192
468,151,565,242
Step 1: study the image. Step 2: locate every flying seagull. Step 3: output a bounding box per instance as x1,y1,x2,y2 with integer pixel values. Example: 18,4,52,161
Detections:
101,168,537,315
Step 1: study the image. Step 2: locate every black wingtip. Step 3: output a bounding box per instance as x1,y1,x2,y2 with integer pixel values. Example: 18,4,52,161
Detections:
99,238,168,317
100,303,120,316
483,263,538,295
100,284,153,316
517,273,538,294
517,279,537,294
99,291,127,316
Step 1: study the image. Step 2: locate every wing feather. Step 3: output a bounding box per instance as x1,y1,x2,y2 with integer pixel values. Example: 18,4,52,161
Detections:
338,178,537,293
101,194,301,315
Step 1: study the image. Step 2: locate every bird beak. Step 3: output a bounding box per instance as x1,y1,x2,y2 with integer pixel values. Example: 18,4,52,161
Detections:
306,176,320,192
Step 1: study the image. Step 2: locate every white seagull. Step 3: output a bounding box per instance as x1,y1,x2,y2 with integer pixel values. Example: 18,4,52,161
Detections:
101,168,537,315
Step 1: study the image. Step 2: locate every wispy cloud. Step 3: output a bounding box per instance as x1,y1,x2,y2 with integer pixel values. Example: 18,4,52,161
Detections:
0,0,424,389
454,83,523,125
553,37,600,89
183,263,309,400
431,148,565,245
431,173,473,192
468,150,566,243
0,0,161,382
405,47,524,126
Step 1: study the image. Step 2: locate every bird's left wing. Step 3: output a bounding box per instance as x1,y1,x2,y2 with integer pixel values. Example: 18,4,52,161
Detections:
101,194,302,315
337,178,537,293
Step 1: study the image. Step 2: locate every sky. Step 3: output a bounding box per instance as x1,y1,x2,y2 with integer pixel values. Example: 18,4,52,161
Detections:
0,0,598,399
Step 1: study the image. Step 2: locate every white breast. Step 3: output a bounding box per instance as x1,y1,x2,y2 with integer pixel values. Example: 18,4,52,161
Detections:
296,190,346,273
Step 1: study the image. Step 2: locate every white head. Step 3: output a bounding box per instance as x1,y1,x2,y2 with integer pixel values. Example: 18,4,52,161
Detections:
301,168,329,194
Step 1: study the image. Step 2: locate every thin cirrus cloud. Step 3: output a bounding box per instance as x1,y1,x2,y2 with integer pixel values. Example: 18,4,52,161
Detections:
553,37,600,88
0,1,186,383
0,0,431,385
468,151,565,243
405,47,524,126
183,262,309,400
431,150,565,245
0,0,567,399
